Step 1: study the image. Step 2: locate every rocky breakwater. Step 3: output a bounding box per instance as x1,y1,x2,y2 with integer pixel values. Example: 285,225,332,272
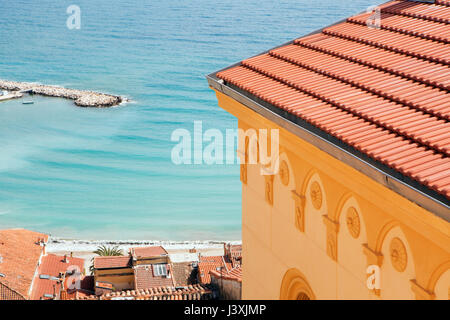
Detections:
0,79,125,107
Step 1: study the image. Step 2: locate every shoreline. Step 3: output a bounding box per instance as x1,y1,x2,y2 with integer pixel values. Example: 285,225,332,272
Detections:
47,237,241,252
0,79,126,107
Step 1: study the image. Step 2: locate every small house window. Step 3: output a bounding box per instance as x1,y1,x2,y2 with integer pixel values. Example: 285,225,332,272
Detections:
153,264,168,277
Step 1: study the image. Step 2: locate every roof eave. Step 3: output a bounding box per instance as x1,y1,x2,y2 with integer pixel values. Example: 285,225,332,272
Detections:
206,74,450,221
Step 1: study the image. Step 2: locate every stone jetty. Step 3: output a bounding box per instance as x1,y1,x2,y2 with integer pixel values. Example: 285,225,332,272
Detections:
0,91,23,102
0,80,125,107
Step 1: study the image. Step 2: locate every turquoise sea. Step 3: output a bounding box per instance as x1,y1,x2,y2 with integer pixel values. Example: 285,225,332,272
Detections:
0,0,381,240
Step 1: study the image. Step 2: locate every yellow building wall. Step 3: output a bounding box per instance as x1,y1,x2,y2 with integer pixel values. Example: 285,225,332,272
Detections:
94,268,134,292
214,89,450,300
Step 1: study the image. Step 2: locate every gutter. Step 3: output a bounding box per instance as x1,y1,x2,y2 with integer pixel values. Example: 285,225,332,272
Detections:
206,74,450,221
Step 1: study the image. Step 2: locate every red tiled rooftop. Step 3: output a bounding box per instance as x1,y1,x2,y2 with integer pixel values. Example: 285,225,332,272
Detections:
210,266,242,283
130,246,167,258
31,254,85,300
198,256,233,284
0,229,48,298
93,256,132,269
200,256,227,264
75,284,213,300
215,0,450,201
134,264,174,290
0,282,25,300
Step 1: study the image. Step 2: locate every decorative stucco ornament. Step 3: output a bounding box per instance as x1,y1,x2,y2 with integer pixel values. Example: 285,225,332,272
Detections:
279,160,289,186
346,207,360,239
265,175,274,205
310,181,322,210
390,237,407,272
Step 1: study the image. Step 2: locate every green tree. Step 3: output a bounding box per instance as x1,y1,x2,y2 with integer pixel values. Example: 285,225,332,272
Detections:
89,245,124,274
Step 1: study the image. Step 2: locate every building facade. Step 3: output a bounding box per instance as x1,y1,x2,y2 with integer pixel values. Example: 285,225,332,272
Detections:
209,0,450,300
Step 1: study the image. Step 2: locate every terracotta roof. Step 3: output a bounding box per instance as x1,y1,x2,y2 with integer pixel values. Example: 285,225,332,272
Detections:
133,264,174,290
0,229,48,298
75,284,215,300
210,266,242,283
31,254,85,300
0,282,26,300
62,288,93,300
198,256,233,284
171,262,197,286
214,0,450,201
130,246,167,258
93,256,132,269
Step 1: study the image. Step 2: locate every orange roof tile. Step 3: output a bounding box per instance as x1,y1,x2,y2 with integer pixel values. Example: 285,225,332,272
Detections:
130,246,167,258
210,266,242,283
59,275,94,300
213,0,450,203
0,282,26,300
75,284,214,300
93,256,132,269
198,256,233,284
0,229,48,298
31,254,85,300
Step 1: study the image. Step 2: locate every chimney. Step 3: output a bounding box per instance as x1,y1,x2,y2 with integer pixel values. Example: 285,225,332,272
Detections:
60,273,66,291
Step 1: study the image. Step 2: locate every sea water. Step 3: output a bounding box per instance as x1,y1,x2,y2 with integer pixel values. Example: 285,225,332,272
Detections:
0,0,381,240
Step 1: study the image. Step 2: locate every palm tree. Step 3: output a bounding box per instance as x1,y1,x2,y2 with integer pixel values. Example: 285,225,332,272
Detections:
89,245,124,274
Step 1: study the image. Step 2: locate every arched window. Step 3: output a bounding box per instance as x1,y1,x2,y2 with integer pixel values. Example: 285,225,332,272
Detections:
280,268,316,300
296,292,311,300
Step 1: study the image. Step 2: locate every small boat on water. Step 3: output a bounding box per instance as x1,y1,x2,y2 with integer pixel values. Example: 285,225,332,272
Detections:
22,100,34,105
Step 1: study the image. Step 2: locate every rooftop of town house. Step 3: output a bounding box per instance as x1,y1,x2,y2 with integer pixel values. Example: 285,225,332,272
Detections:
61,286,93,300
133,264,175,290
210,266,242,283
0,229,48,298
171,262,198,286
74,284,214,300
93,256,132,269
130,246,168,259
208,0,450,217
31,253,85,300
0,282,25,300
198,256,233,284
